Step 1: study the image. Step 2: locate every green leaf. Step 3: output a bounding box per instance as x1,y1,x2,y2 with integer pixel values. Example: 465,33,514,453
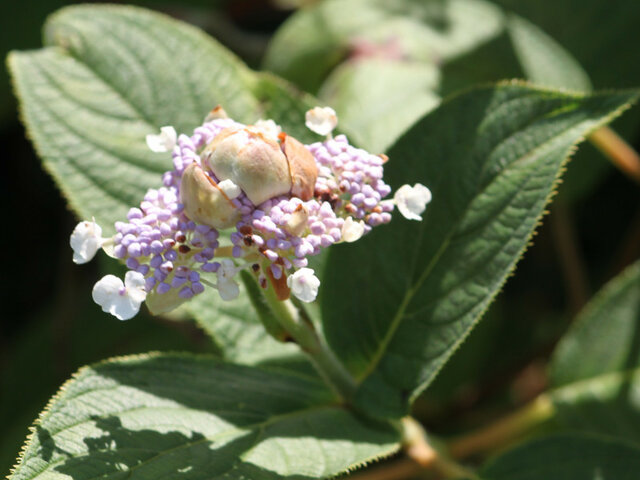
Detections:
545,260,640,444
507,15,592,91
551,259,640,385
263,0,504,94
321,83,638,418
7,4,319,362
7,5,316,236
185,284,302,365
11,354,400,480
481,434,640,480
318,59,440,153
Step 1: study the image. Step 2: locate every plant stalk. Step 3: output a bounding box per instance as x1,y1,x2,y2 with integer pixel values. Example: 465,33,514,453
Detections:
448,394,554,459
261,283,358,401
589,126,640,184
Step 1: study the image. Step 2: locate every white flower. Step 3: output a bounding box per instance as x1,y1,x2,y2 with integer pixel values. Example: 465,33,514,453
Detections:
92,271,147,320
217,179,242,199
254,119,282,140
217,259,240,301
305,106,338,136
287,268,320,303
394,183,432,221
341,216,365,242
70,220,106,264
146,126,177,153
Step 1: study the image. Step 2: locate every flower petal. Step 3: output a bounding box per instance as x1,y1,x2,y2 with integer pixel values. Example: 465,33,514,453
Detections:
305,107,338,136
124,271,147,304
341,216,365,242
146,126,177,153
70,220,104,264
286,268,320,303
394,183,432,221
217,179,242,199
92,274,144,320
218,279,240,301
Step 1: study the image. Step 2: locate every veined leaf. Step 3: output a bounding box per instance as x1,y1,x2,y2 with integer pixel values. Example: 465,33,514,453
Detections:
547,260,640,443
321,83,638,418
10,354,400,480
481,434,640,479
7,5,317,236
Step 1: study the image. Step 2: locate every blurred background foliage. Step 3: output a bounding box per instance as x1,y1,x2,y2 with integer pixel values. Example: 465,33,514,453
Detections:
2,0,639,473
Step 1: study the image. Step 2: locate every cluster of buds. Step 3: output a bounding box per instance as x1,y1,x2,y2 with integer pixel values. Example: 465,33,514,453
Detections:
71,106,431,320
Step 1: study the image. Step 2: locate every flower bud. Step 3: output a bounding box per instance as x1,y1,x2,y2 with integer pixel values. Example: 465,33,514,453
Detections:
280,133,318,201
203,126,292,205
180,162,240,229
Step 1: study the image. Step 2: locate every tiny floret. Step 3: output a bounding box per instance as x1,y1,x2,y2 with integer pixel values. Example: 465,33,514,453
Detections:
92,271,147,320
146,126,177,153
341,217,365,243
217,259,240,301
70,220,105,264
305,107,338,136
217,179,242,199
394,183,432,221
287,268,320,303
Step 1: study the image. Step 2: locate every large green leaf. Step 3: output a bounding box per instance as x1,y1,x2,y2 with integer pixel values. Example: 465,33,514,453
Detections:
321,83,638,418
551,259,640,386
7,5,316,235
546,260,640,444
10,354,400,480
481,434,640,480
186,280,302,365
7,4,319,363
318,59,440,153
506,15,592,92
263,0,504,94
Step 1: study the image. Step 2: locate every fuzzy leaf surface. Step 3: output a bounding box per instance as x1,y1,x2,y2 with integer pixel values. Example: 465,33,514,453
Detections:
10,354,400,480
7,5,317,235
321,83,638,418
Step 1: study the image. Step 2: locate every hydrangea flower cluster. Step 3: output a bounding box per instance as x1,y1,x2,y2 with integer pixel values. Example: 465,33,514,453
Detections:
71,106,431,320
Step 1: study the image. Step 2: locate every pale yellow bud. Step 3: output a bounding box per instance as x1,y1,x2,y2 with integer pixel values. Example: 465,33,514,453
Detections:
203,127,292,205
284,204,309,236
180,162,240,229
280,133,318,201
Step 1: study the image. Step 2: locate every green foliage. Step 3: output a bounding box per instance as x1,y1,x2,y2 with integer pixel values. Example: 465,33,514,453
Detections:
7,5,314,236
547,260,640,444
506,15,592,91
7,2,640,479
481,434,640,479
321,83,638,418
7,4,317,361
318,59,440,153
11,354,400,480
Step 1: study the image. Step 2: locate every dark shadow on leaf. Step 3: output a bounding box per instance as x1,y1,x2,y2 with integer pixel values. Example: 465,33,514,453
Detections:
52,416,316,480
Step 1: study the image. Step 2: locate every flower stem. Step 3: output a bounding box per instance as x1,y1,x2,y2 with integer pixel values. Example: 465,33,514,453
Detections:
589,126,640,184
402,417,479,480
261,283,358,401
447,394,554,459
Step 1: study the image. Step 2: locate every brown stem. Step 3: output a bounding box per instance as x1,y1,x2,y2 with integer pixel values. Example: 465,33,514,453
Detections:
346,459,422,480
448,395,554,459
589,126,640,184
551,202,590,315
